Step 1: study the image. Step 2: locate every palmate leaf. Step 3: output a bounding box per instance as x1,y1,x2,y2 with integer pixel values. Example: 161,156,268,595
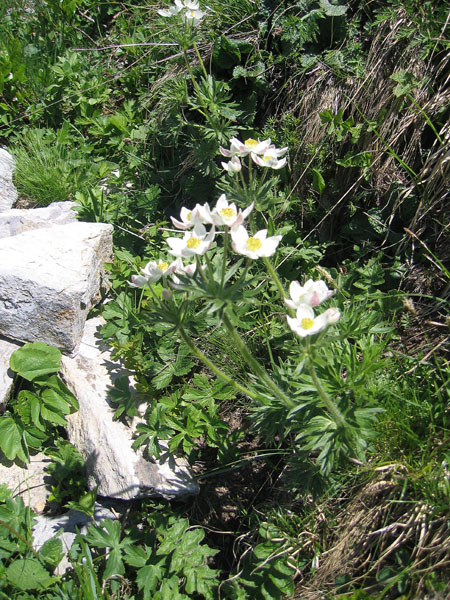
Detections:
9,342,61,382
319,0,348,17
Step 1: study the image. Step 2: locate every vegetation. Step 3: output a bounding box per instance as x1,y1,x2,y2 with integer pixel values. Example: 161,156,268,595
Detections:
0,0,448,598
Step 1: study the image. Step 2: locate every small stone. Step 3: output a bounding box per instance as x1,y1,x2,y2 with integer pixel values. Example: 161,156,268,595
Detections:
0,336,20,411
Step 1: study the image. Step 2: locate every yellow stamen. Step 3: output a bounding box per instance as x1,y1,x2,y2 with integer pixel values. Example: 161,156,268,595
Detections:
219,207,236,219
186,211,192,221
244,138,258,148
246,237,262,251
301,318,314,330
157,262,169,272
187,237,201,249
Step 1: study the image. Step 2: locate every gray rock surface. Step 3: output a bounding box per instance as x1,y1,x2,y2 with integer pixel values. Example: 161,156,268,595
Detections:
0,452,52,513
33,503,116,575
0,222,113,353
0,336,19,411
61,317,199,500
0,201,77,239
0,148,17,211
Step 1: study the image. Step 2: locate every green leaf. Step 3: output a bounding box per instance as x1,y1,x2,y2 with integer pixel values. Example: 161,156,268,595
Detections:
9,343,61,382
0,417,28,462
38,537,64,569
6,558,54,590
66,487,97,517
319,0,348,17
312,168,326,194
212,35,241,69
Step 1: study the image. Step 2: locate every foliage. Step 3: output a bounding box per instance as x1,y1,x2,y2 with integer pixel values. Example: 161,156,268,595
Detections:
1,342,78,463
0,0,448,598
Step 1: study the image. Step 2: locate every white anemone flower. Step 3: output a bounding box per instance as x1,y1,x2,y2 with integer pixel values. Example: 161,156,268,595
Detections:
171,258,199,284
171,202,212,229
286,305,340,338
219,137,272,158
221,155,242,174
167,222,215,258
141,259,178,283
285,279,335,310
211,195,253,228
182,7,205,24
252,146,288,169
128,274,149,288
231,225,282,259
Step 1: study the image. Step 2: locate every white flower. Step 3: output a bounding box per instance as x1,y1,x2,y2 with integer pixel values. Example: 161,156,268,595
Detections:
171,202,212,230
128,274,149,288
252,145,288,169
141,259,178,283
158,0,205,24
231,225,282,259
286,305,340,338
219,137,272,158
171,258,198,284
211,194,253,228
167,222,216,258
182,7,205,24
285,279,335,310
221,155,242,174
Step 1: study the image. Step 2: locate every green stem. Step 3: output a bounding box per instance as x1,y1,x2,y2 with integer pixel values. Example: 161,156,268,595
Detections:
407,93,444,146
179,326,260,402
193,40,208,80
306,342,346,428
263,257,289,303
221,312,295,409
221,228,229,288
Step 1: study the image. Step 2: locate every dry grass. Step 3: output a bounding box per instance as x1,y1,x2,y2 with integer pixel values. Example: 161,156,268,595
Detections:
293,466,450,599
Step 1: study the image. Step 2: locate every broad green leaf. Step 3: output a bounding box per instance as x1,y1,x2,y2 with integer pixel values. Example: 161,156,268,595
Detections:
312,168,326,194
10,343,61,382
0,417,28,462
319,0,348,17
39,537,64,569
6,558,54,590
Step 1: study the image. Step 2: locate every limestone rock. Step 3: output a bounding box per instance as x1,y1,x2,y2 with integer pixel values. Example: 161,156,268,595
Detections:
0,201,77,239
0,148,17,211
61,317,199,500
0,452,53,514
0,222,113,353
33,503,116,575
0,336,20,411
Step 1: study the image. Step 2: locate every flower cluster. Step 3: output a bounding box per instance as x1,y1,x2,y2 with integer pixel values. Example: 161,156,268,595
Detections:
128,193,282,288
219,137,288,172
158,0,205,25
285,279,340,337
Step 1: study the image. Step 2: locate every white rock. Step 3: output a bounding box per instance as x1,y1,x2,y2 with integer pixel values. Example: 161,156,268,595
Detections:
0,148,15,180
0,452,53,514
0,222,113,353
0,148,17,211
33,503,116,575
0,201,77,239
0,336,19,411
61,317,199,500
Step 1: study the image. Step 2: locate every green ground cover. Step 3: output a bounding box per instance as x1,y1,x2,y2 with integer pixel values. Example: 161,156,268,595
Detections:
0,0,448,597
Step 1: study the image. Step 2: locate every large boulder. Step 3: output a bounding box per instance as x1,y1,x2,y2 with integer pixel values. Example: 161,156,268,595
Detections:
61,317,199,500
0,148,17,211
0,222,113,354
